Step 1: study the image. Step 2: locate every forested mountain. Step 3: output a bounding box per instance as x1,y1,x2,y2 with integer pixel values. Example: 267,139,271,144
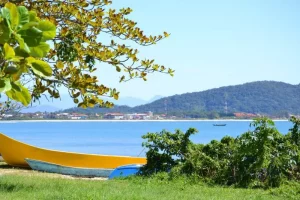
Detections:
63,81,300,116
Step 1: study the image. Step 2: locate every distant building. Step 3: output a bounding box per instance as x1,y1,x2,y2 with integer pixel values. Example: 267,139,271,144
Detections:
234,112,257,118
160,114,167,119
2,114,13,118
32,112,44,119
125,112,152,120
55,113,70,119
69,113,88,120
104,113,124,120
148,111,153,118
133,113,148,120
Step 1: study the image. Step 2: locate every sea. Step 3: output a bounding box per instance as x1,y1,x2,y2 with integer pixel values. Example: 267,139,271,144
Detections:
0,120,293,157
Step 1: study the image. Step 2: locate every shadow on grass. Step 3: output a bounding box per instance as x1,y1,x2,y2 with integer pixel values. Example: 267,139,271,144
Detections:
0,183,24,193
0,161,31,171
0,161,35,193
0,182,35,193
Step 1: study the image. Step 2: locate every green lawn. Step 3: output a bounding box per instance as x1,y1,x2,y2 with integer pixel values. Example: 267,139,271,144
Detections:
0,172,299,200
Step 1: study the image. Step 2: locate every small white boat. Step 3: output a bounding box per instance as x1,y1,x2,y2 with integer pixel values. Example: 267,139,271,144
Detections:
213,124,227,126
25,158,113,177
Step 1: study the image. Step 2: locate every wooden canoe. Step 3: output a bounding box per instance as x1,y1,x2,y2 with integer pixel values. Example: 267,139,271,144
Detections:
25,158,113,177
0,133,146,168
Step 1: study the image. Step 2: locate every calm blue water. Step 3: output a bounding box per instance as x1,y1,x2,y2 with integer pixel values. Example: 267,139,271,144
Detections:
0,120,293,156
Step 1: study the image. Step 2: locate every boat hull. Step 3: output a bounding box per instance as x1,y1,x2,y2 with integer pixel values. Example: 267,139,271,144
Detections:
26,159,113,177
0,133,146,168
213,124,226,126
108,164,143,179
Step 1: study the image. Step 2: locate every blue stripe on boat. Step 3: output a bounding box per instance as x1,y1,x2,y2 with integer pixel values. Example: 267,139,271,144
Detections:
108,164,143,179
25,158,113,177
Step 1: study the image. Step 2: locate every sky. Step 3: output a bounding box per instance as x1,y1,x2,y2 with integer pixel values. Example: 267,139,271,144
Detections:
68,0,300,101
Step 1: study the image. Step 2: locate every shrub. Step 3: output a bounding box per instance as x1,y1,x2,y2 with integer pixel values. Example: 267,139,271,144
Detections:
141,117,300,188
141,128,198,175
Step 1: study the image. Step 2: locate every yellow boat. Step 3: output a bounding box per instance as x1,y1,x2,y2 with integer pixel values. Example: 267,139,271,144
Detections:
0,133,146,168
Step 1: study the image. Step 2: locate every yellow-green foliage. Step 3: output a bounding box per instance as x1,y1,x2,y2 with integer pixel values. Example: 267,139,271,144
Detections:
0,2,56,106
1,0,173,109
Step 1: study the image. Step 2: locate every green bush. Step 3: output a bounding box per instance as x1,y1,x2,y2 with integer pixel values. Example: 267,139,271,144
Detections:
141,117,300,188
141,128,198,175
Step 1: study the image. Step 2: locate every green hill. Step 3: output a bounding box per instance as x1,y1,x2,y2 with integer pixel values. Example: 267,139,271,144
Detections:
131,81,300,115
63,81,300,117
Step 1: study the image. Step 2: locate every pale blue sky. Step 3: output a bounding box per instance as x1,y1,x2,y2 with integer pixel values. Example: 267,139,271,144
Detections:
78,0,300,100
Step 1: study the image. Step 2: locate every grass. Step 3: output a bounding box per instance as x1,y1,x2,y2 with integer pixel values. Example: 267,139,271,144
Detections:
0,162,300,200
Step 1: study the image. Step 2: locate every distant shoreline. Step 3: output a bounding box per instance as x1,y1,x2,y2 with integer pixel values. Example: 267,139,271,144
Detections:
0,119,289,123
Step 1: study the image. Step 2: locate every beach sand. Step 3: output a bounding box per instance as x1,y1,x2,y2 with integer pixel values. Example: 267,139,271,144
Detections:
0,161,107,181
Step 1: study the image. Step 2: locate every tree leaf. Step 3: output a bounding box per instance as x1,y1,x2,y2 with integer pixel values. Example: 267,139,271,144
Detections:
30,59,52,77
17,6,29,26
25,57,35,64
18,27,43,46
4,66,19,74
116,65,121,72
113,93,119,100
9,56,22,62
4,43,15,59
14,46,30,57
56,61,64,69
6,82,31,106
14,33,30,53
1,7,10,21
37,20,56,40
0,78,12,93
28,11,37,22
29,42,50,57
163,32,170,37
12,64,27,81
18,21,38,31
0,21,11,44
5,2,19,30
10,81,21,92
